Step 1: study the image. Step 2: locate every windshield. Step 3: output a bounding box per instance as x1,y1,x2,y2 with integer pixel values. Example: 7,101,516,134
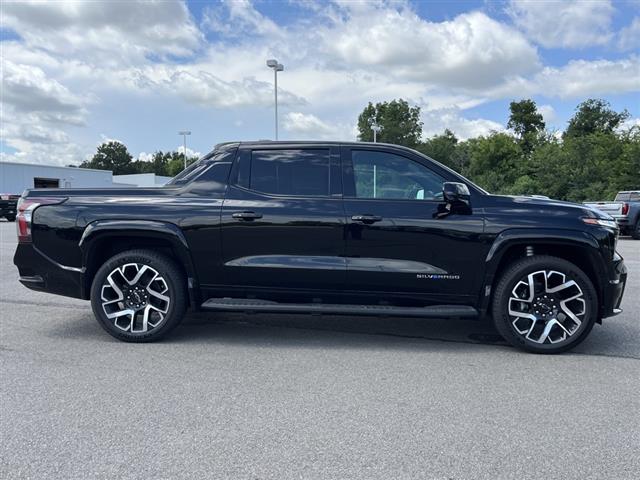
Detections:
165,151,217,186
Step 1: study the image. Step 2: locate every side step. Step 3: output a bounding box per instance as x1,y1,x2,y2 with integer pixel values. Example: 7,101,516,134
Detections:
200,298,478,318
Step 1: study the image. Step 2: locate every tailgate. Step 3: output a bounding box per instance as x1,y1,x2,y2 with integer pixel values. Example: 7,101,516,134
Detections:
584,202,623,217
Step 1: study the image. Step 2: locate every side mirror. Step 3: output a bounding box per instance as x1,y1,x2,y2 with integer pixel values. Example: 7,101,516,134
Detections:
443,182,470,205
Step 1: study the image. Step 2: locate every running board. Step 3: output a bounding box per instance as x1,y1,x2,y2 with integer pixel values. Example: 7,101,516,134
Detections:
201,298,478,318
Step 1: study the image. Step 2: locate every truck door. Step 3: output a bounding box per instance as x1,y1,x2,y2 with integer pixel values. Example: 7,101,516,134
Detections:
219,145,346,301
341,145,485,305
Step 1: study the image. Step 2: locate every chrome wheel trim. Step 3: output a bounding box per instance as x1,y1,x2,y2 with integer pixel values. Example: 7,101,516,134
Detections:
508,270,586,345
100,263,170,333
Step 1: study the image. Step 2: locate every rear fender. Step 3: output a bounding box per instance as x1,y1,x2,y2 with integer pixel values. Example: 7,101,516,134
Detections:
78,220,199,305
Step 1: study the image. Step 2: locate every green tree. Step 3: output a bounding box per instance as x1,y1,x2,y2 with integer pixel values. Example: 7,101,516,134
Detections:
507,99,545,154
465,132,523,194
357,99,423,147
564,99,630,138
416,129,459,170
167,151,198,177
80,141,135,175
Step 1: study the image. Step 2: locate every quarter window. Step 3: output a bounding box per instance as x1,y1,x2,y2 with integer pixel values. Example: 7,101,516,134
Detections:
351,150,444,201
250,149,331,196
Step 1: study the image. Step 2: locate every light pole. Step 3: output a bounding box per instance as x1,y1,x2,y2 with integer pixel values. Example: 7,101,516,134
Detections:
266,59,284,140
370,119,382,143
178,130,191,169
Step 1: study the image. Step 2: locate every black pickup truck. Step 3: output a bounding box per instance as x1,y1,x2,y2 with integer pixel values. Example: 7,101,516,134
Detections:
14,141,627,353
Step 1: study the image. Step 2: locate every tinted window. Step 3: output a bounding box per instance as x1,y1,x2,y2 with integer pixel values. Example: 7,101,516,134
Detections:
250,149,330,196
351,150,444,201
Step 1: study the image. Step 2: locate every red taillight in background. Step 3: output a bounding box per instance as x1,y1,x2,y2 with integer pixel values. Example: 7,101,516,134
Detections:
621,202,629,216
16,197,66,243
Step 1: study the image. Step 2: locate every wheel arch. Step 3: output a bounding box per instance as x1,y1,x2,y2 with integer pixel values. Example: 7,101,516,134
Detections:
78,220,198,305
480,229,607,320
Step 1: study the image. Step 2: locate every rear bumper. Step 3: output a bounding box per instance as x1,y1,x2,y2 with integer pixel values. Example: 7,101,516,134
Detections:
601,252,627,319
14,243,86,299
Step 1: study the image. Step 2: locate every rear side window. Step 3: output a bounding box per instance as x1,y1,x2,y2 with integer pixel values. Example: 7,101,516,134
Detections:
250,149,330,197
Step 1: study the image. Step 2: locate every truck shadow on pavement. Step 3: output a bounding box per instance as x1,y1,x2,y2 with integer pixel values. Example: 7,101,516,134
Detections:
174,312,509,350
46,310,510,351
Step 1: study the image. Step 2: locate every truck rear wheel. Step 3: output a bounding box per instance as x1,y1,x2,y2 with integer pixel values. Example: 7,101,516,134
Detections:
90,249,187,342
492,255,597,354
632,221,640,240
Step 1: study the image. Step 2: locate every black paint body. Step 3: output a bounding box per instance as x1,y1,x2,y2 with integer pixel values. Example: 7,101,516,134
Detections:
14,141,627,320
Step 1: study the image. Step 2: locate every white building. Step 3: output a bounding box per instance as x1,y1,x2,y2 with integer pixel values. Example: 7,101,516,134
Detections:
0,162,172,194
113,173,172,187
0,161,115,194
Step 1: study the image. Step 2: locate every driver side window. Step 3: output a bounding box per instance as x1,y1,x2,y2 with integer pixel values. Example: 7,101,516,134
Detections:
351,150,444,201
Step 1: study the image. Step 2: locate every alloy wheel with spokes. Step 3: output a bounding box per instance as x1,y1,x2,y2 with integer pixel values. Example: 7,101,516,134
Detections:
492,255,597,353
508,270,585,345
101,263,170,334
91,250,187,342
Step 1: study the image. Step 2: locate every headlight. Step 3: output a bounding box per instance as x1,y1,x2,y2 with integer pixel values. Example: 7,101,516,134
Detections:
582,217,618,229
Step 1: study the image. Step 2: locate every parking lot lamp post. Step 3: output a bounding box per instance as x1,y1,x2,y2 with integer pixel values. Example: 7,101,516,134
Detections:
371,122,382,143
178,131,191,169
266,59,284,140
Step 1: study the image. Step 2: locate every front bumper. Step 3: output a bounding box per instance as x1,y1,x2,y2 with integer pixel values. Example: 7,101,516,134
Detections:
602,251,627,319
14,243,86,299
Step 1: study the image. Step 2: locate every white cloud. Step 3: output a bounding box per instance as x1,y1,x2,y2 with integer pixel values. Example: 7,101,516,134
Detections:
176,145,202,158
507,0,614,48
1,60,88,125
322,7,540,89
618,17,640,51
422,110,504,140
481,56,640,100
533,57,640,98
202,0,283,38
0,0,203,65
538,105,557,124
283,112,356,140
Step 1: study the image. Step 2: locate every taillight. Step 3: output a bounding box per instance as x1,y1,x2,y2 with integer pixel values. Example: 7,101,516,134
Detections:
16,197,66,243
621,203,629,215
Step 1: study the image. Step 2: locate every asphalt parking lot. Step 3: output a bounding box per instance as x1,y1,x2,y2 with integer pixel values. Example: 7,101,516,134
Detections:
1,220,638,479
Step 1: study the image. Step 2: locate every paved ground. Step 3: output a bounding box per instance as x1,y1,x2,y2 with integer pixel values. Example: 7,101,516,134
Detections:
1,220,638,479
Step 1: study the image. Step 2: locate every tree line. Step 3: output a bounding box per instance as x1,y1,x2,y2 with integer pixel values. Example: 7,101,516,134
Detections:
358,98,638,202
78,97,637,201
78,142,198,178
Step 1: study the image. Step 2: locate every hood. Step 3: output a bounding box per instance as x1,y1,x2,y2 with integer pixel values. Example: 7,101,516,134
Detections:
488,194,612,219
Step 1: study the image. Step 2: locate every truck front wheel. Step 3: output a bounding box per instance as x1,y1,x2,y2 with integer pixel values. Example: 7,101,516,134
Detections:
90,249,187,342
492,255,598,354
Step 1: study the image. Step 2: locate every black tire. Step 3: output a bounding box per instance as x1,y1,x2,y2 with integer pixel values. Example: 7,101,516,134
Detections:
492,255,598,354
631,220,640,240
5,215,15,222
90,249,187,342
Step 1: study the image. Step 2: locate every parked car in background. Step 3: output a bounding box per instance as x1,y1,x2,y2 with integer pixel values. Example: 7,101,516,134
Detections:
0,193,19,221
585,191,640,239
13,141,627,354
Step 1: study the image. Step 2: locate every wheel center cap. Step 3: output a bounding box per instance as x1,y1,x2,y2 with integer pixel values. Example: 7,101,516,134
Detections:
125,287,147,309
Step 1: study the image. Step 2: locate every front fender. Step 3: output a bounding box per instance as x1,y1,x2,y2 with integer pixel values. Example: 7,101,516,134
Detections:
479,228,606,315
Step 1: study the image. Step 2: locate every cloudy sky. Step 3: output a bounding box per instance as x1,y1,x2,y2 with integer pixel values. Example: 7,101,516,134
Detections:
1,0,639,166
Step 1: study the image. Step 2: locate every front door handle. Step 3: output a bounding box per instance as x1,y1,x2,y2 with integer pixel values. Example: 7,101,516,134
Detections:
351,214,383,224
232,211,263,220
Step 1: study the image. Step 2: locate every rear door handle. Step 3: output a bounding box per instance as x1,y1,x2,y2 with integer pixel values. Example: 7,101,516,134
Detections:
232,211,263,220
351,214,383,224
